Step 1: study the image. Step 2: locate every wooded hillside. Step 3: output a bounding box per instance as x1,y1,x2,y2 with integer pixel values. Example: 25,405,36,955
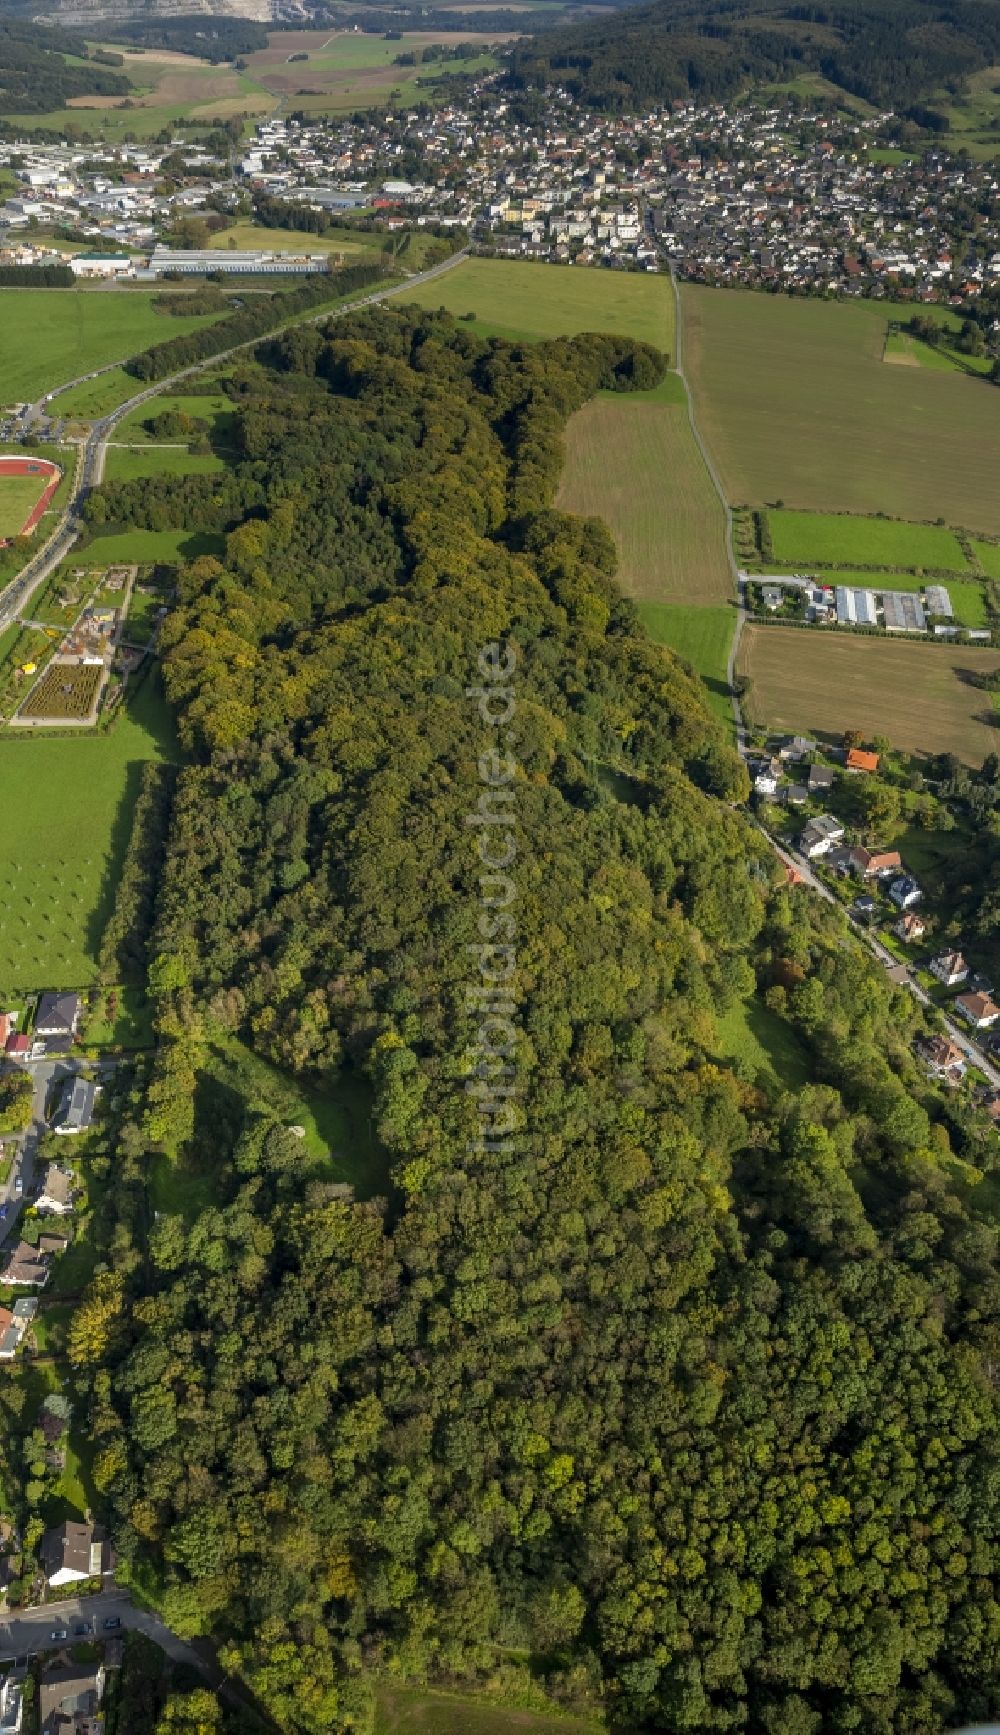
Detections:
75,307,1000,1734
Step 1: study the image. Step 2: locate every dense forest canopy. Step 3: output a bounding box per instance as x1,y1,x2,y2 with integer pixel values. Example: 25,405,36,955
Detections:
69,303,1000,1733
508,0,1000,113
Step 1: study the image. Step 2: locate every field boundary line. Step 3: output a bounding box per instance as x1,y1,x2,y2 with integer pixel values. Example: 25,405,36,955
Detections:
669,267,744,747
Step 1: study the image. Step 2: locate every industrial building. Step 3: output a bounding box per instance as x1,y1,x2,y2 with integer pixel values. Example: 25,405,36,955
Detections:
144,245,330,277
924,584,953,617
835,587,877,626
882,591,927,632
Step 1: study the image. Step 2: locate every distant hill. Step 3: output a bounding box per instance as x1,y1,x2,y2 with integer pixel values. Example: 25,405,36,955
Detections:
508,0,1000,114
0,20,132,114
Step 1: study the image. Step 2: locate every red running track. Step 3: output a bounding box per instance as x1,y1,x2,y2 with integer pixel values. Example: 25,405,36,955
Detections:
0,455,62,541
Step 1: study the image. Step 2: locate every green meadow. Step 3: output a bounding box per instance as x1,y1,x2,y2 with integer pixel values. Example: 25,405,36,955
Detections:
0,289,224,403
637,602,735,728
768,510,969,571
408,258,675,352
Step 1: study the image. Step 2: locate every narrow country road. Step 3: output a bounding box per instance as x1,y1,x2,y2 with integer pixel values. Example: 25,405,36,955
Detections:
0,248,469,635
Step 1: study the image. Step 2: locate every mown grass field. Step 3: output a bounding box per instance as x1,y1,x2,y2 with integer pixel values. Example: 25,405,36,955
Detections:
0,474,48,539
374,1687,604,1735
713,996,810,1093
5,49,278,139
408,258,675,351
973,541,1000,579
103,446,226,482
245,26,505,114
557,397,731,604
737,625,1000,764
768,510,968,571
0,290,223,404
73,528,224,566
637,602,735,726
681,285,1000,534
0,672,177,990
219,220,385,259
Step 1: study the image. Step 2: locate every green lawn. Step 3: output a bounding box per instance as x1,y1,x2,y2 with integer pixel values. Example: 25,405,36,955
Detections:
83,985,155,1049
111,391,237,448
103,447,226,482
221,220,385,260
375,1687,605,1735
73,528,224,567
0,290,224,404
0,671,177,991
713,996,810,1093
945,580,989,628
768,510,968,571
407,258,675,352
637,602,735,727
973,541,1000,579
49,367,143,421
0,473,49,539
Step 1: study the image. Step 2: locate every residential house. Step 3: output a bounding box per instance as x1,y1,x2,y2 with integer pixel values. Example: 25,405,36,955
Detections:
854,893,878,918
3,1242,50,1288
955,990,1000,1029
807,764,835,794
846,747,880,773
784,783,809,806
35,1165,76,1216
39,1655,105,1735
40,1522,113,1589
4,1034,29,1063
917,1034,968,1086
34,993,80,1044
889,874,923,909
0,1297,37,1363
0,1675,23,1735
52,1078,96,1137
895,912,926,943
799,814,845,859
851,847,902,879
929,950,969,987
753,757,782,796
781,734,817,763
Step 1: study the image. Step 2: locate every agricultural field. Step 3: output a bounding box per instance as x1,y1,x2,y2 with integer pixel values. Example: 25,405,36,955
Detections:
215,221,384,260
0,672,177,990
0,473,50,540
18,663,102,722
934,63,1000,159
737,625,1000,764
637,602,735,727
408,257,675,351
3,49,277,140
0,290,224,405
883,328,992,376
973,541,1000,579
557,397,732,604
244,27,507,114
681,285,1000,534
70,528,225,567
768,510,969,571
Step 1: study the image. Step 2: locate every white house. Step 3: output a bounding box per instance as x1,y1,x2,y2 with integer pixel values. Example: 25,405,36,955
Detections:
929,950,969,988
955,991,1000,1030
889,875,923,909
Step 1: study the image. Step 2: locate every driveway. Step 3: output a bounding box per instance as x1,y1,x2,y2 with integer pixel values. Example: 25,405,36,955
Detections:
0,1057,119,1250
0,1587,215,1679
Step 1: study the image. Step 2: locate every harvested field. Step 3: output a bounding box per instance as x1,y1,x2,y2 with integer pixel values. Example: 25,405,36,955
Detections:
557,397,732,604
681,285,1000,534
738,625,1000,765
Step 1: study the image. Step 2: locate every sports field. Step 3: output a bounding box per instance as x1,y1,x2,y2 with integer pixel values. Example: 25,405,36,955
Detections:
681,285,1000,535
768,510,968,571
0,473,49,539
408,258,675,351
0,290,223,404
737,625,1000,764
557,396,731,604
0,673,177,990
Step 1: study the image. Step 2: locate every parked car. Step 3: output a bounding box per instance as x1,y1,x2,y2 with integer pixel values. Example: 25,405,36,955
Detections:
73,1621,90,1636
13,1176,22,1198
50,1628,67,1641
102,1617,121,1631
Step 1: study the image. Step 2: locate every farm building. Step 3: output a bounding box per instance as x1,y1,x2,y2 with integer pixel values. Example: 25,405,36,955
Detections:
883,591,927,633
836,587,876,626
925,585,953,617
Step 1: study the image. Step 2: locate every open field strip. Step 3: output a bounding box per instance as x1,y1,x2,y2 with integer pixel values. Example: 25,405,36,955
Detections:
0,290,224,404
103,447,226,481
681,284,1000,534
408,258,675,351
737,624,1000,764
557,396,732,604
219,220,385,258
768,510,969,570
637,603,735,727
973,541,1000,579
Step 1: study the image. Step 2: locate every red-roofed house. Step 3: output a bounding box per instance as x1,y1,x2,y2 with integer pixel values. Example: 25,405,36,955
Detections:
5,1032,29,1061
847,748,880,773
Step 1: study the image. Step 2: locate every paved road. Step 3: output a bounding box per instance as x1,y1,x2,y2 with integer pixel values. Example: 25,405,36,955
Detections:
0,248,469,634
0,1588,214,1678
0,1057,120,1251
